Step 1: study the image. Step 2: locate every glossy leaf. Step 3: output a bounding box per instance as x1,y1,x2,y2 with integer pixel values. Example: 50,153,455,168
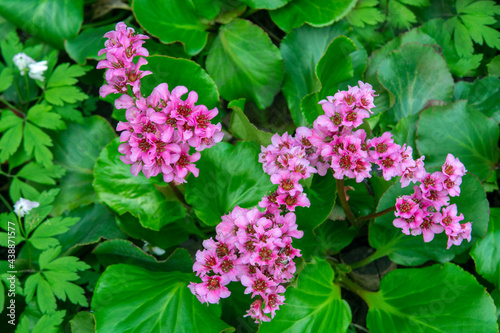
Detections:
185,141,275,226
453,77,500,123
65,24,116,64
228,99,273,146
206,19,284,109
280,23,350,126
364,263,498,332
51,116,116,215
93,138,187,230
91,264,233,332
70,311,95,333
377,43,453,123
133,0,208,56
93,239,193,273
240,0,290,9
0,0,83,49
141,55,219,109
369,173,488,266
56,204,126,255
259,257,351,332
471,208,500,287
416,100,499,181
270,0,357,32
301,36,358,124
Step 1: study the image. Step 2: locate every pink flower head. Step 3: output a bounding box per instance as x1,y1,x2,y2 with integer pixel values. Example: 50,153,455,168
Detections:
276,192,310,211
193,275,231,304
411,217,444,242
263,285,286,318
446,222,472,249
244,299,271,323
241,269,277,298
395,196,419,219
437,204,464,236
442,154,466,180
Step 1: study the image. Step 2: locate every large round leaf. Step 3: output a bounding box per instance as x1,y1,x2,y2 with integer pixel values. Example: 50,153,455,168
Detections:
471,208,500,287
377,43,454,123
364,263,498,332
185,141,275,226
369,173,488,266
0,0,83,49
93,138,186,231
452,77,500,123
206,19,284,109
269,0,357,32
280,23,350,126
133,0,208,56
416,100,499,181
65,24,115,64
259,257,352,332
300,36,358,124
91,264,233,333
240,0,291,9
56,203,126,255
141,55,219,109
51,116,116,215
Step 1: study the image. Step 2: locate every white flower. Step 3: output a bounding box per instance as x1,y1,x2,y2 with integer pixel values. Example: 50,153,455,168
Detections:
12,53,35,75
13,198,39,217
151,246,166,256
28,60,48,81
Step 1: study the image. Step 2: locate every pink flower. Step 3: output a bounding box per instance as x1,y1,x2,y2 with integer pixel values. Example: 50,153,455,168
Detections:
442,154,466,180
241,269,277,298
244,299,271,323
193,275,231,304
411,217,444,242
446,222,472,249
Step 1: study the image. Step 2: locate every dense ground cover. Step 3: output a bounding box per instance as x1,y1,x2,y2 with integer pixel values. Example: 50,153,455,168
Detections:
0,0,499,332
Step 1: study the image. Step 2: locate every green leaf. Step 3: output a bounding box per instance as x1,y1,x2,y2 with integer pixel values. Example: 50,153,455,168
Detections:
18,310,66,333
293,172,337,259
65,24,116,64
47,63,90,88
52,104,84,123
93,138,187,230
56,204,126,255
25,246,90,313
44,86,88,106
116,213,197,250
23,122,53,168
185,141,275,226
280,23,350,126
471,208,500,287
133,0,208,56
416,100,499,181
270,0,357,32
488,55,500,77
27,104,65,130
240,0,291,9
16,162,65,185
51,116,116,215
0,115,23,162
228,99,273,146
29,216,80,250
0,0,83,49
386,0,417,30
0,66,13,92
369,173,488,266
0,31,22,68
377,43,454,123
259,257,351,332
301,36,358,124
93,239,193,273
91,264,233,332
453,77,500,123
421,19,482,77
364,263,498,332
9,177,40,202
141,55,219,109
70,312,95,333
0,110,23,132
346,0,384,28
206,19,284,109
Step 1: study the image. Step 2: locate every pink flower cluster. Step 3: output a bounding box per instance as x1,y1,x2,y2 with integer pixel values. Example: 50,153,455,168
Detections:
394,154,471,249
97,22,223,183
188,206,303,323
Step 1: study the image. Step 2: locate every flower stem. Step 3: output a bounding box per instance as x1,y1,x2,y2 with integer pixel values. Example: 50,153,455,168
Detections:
338,273,369,299
0,193,12,210
0,97,25,117
349,248,387,270
356,206,396,223
336,179,359,228
24,74,31,106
